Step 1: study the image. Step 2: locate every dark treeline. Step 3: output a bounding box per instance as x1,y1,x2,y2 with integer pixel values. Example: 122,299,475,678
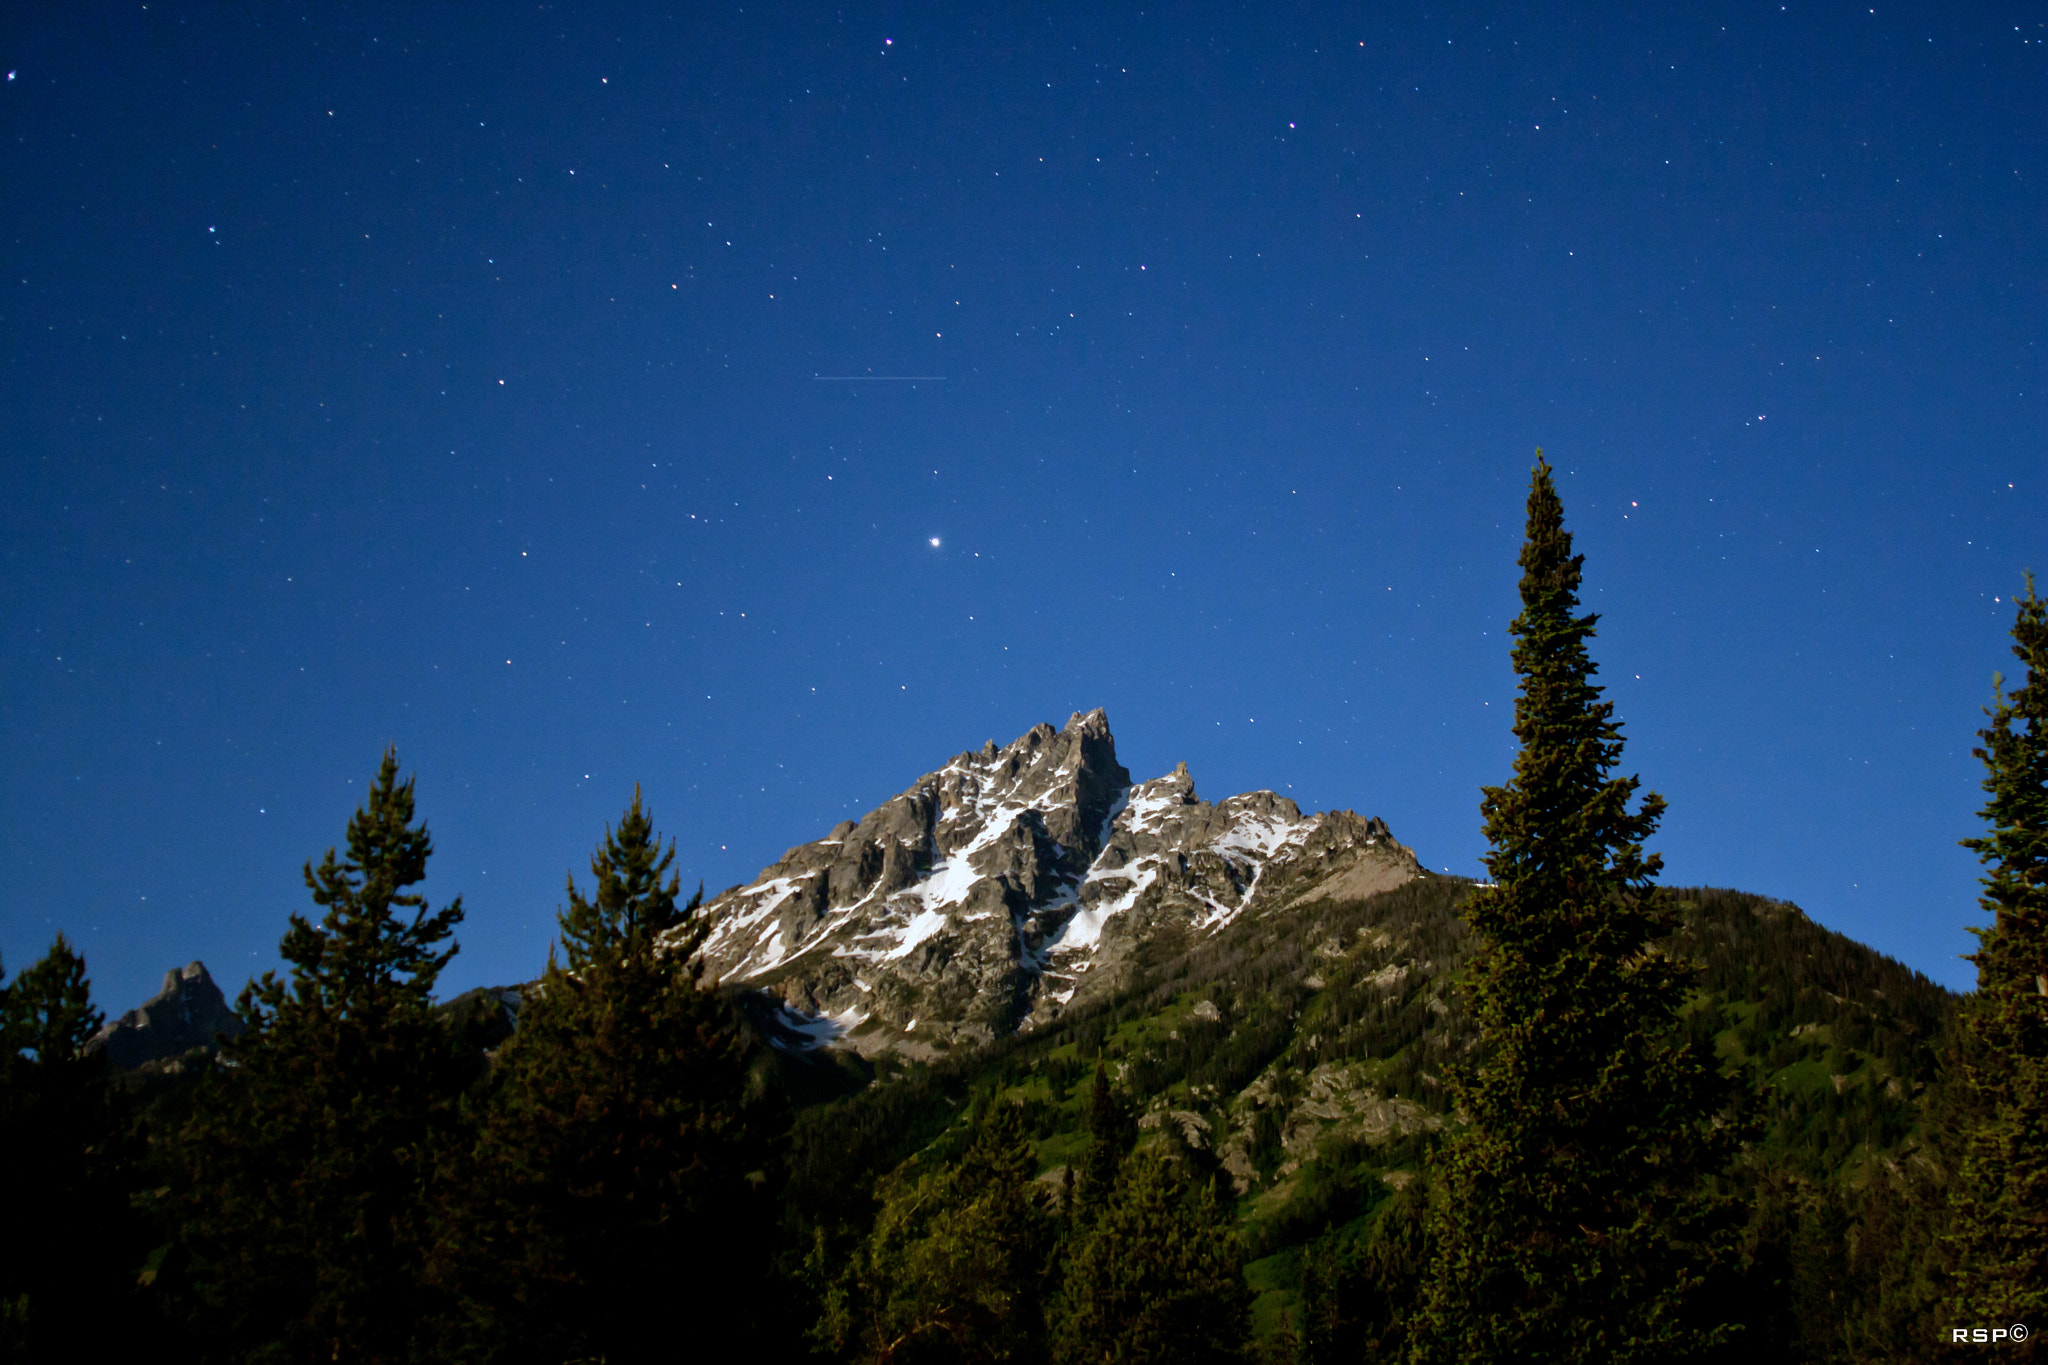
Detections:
2,867,1987,1363
1,764,789,1363
1,492,2040,1363
1,805,2006,1363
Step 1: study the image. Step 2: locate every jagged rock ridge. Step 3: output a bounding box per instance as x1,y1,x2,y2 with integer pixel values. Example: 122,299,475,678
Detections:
677,709,1421,1057
88,960,246,1069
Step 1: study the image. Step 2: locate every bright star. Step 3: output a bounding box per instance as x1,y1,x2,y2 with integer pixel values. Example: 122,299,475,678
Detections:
929,537,942,548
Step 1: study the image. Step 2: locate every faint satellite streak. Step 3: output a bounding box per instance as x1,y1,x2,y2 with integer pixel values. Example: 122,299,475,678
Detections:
812,375,948,382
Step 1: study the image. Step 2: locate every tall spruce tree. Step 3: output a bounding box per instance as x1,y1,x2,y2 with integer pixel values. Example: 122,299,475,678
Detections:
1050,1145,1249,1365
1,936,157,1358
1079,1056,1136,1220
1948,575,2048,1339
448,788,782,1364
164,749,468,1362
1413,455,1735,1363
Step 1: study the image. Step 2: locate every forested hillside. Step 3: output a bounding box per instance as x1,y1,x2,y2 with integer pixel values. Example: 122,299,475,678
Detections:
779,875,1960,1364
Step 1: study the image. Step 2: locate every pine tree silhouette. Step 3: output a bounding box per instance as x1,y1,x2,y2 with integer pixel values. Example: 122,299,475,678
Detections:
449,787,781,1363
1079,1056,1136,1221
1,936,157,1357
1949,575,2048,1341
164,748,468,1361
1414,455,1736,1363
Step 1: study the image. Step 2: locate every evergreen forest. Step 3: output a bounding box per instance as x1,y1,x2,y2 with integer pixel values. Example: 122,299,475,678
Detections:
2,461,2040,1364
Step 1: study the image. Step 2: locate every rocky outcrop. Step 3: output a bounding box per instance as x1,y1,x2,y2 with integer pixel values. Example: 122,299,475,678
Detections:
88,961,246,1069
437,985,527,1053
674,709,1421,1057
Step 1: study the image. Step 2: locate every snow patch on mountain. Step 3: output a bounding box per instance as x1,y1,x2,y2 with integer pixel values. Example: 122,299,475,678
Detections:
674,709,1421,1056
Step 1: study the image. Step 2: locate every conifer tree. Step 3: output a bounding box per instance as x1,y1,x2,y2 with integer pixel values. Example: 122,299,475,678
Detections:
1300,1178,1430,1365
164,748,469,1362
450,788,781,1363
0,936,156,1357
1413,455,1735,1363
553,783,702,968
1948,575,2048,1337
0,935,100,1065
1051,1145,1249,1365
1078,1057,1136,1220
814,1104,1056,1365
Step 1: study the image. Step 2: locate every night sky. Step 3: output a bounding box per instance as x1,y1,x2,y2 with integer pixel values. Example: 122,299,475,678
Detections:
3,3,2041,1014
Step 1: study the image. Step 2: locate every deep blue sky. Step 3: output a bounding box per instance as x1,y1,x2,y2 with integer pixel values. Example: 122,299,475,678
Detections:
3,3,2040,1013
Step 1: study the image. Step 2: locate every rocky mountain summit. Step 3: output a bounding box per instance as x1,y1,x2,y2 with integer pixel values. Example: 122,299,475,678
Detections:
88,960,246,1070
675,709,1421,1057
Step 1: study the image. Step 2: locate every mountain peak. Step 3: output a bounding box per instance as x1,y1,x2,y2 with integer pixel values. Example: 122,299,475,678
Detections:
88,960,246,1069
680,710,1420,1058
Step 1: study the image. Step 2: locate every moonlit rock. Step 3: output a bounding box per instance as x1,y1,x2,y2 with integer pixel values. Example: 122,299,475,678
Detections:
88,961,247,1069
668,709,1420,1059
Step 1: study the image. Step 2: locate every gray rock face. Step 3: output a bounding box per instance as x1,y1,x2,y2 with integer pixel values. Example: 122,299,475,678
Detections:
676,709,1421,1057
438,985,527,1053
89,961,246,1069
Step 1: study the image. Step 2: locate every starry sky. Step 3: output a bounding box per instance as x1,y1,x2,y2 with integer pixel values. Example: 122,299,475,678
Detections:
3,3,2041,1014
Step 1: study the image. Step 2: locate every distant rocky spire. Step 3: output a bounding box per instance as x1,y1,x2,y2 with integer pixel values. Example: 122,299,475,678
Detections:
88,961,246,1069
